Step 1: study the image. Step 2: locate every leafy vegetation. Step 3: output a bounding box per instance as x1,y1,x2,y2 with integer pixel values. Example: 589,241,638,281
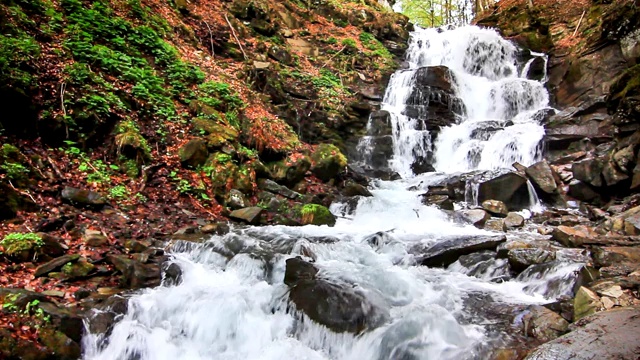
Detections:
0,232,43,257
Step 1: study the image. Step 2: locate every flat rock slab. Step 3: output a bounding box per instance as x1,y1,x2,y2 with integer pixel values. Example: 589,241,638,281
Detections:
35,254,80,277
229,207,263,225
418,235,507,267
525,307,640,360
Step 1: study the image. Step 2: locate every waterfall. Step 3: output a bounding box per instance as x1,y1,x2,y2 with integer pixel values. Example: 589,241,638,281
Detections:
359,26,549,176
83,26,572,360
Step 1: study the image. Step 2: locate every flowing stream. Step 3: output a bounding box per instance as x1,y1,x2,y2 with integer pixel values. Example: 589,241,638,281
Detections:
83,26,579,360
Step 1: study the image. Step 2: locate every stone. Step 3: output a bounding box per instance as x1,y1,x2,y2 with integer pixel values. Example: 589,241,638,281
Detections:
568,180,601,202
504,212,525,228
525,307,640,360
623,212,640,235
508,248,556,273
477,172,530,210
257,179,302,200
286,38,318,56
229,207,263,225
342,181,372,197
107,254,161,289
417,234,507,267
37,302,84,342
602,160,629,186
269,155,311,186
422,194,454,211
298,204,336,227
526,160,558,194
253,60,271,70
61,186,106,207
60,258,95,279
521,305,569,342
267,45,292,64
613,145,635,172
35,254,80,278
481,200,509,217
573,286,602,321
284,258,388,333
310,144,348,182
592,246,640,268
551,225,595,247
178,139,208,168
226,189,248,210
572,157,605,187
596,285,624,299
38,328,81,360
459,209,491,228
84,229,108,247
484,218,506,232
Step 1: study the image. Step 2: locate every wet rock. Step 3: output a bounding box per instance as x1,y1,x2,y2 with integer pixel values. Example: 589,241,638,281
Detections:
229,207,264,225
269,155,311,186
200,222,230,235
34,254,80,277
482,199,509,217
455,251,510,280
526,160,558,194
61,186,106,207
178,139,208,168
459,209,491,228
284,258,388,333
525,307,640,360
310,144,348,182
342,181,372,197
84,229,108,247
298,204,336,227
477,172,530,210
421,194,454,210
504,212,525,229
257,179,302,200
163,262,182,286
107,254,161,289
38,327,81,360
484,218,506,232
418,234,507,267
508,248,556,273
520,305,569,342
84,295,129,336
37,302,84,343
367,110,392,136
573,286,603,321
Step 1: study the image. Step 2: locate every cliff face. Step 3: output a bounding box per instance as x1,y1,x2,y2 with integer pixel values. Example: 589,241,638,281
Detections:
0,0,409,355
478,0,640,205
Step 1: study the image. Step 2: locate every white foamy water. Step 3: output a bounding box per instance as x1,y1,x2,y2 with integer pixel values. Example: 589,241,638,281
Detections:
83,26,573,360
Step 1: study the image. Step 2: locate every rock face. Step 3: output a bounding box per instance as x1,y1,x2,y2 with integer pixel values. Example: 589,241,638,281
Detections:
417,235,507,267
525,307,640,360
284,257,388,333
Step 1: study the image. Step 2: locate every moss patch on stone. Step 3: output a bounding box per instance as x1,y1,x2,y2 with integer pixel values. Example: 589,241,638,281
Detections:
299,203,336,226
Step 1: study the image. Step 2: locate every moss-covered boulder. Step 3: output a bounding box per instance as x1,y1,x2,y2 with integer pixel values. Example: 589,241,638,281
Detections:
179,139,209,168
310,144,347,182
38,327,81,360
0,232,44,262
192,117,239,148
59,257,95,280
114,120,151,161
298,203,336,226
268,154,311,186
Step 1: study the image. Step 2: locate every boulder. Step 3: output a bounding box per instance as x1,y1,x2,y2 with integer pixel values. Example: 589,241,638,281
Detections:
58,257,95,280
229,207,263,225
572,157,605,187
459,209,491,228
107,255,161,289
178,139,208,168
269,155,311,186
367,110,392,136
421,194,454,211
568,180,601,202
342,181,372,197
525,307,640,360
484,218,506,232
61,187,105,207
520,305,569,342
573,286,603,321
311,144,348,182
504,212,525,228
551,225,596,247
84,229,108,247
481,199,509,217
508,248,556,273
284,258,389,333
298,204,336,227
226,189,248,210
526,160,557,194
477,172,530,210
417,234,507,267
602,159,630,186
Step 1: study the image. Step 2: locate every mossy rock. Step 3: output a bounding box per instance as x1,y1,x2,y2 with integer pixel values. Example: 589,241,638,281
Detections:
206,152,240,193
268,154,311,186
0,232,43,262
234,164,255,194
192,118,239,148
297,203,336,226
38,327,81,360
310,144,347,182
60,258,95,279
0,144,31,187
0,181,36,220
179,139,209,168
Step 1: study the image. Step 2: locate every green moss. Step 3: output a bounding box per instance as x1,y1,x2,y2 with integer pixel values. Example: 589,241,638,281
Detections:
114,119,151,160
299,204,336,226
0,232,43,257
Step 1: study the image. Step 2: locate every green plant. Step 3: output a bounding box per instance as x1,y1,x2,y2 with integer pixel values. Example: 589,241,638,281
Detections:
109,185,129,200
340,38,357,48
0,162,29,182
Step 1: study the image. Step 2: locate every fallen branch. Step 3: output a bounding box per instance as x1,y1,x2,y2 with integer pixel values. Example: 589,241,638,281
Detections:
8,180,37,204
45,154,65,179
203,20,215,57
573,10,586,37
224,14,247,60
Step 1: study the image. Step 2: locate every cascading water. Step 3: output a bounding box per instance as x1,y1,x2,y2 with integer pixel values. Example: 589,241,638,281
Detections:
83,26,578,360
